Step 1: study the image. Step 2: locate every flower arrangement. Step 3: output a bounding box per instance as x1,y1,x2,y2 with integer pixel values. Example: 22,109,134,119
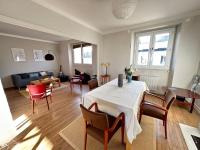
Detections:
125,65,133,76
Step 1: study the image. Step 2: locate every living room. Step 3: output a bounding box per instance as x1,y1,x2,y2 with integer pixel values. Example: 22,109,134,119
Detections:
0,0,200,150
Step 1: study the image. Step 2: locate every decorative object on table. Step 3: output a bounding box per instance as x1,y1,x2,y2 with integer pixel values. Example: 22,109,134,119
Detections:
118,74,123,87
11,48,26,62
125,65,134,83
44,50,54,61
101,62,110,75
33,49,44,61
191,75,200,91
112,0,138,19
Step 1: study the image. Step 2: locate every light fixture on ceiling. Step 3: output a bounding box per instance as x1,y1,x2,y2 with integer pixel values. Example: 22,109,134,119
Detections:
112,0,138,19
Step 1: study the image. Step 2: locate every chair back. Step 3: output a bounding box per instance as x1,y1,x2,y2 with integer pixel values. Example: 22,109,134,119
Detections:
164,89,176,110
88,79,98,91
27,84,46,98
80,104,109,130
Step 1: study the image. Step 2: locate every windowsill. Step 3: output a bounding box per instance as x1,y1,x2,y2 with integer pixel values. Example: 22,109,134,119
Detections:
135,66,170,71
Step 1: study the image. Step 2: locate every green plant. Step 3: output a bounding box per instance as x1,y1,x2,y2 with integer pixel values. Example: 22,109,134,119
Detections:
125,65,133,76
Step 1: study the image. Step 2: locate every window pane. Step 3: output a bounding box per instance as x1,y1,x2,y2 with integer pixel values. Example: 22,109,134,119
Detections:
73,47,82,64
152,33,169,66
137,36,150,65
83,46,92,64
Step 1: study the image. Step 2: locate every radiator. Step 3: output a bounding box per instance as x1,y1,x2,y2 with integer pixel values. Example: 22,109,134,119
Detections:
140,75,162,92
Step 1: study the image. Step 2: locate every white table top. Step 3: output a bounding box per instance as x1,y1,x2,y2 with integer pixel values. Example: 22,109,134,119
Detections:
83,79,148,142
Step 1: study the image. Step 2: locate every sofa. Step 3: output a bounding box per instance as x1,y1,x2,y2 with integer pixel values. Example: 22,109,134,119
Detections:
11,71,54,89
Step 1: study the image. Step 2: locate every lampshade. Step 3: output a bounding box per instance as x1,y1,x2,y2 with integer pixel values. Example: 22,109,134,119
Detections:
44,54,54,61
112,0,138,19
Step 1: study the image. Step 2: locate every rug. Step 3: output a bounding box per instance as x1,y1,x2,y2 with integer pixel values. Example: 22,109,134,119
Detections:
59,115,156,150
179,123,200,150
19,84,68,99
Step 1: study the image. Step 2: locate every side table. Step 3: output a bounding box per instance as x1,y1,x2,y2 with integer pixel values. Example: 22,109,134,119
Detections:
101,75,110,85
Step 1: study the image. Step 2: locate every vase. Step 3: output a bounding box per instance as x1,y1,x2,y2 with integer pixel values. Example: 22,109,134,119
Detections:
127,75,132,83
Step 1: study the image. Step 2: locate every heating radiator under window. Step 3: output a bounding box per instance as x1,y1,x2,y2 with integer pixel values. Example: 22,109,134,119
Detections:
140,75,165,94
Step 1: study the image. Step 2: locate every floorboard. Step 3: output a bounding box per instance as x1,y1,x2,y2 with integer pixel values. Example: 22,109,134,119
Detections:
4,83,200,150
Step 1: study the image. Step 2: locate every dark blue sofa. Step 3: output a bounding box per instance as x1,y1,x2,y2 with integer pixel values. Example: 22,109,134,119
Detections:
11,71,54,90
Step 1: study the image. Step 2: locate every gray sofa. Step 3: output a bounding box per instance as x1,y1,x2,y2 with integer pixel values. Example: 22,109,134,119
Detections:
11,71,54,90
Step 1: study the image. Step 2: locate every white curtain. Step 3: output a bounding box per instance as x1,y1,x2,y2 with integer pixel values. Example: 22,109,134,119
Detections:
0,79,16,146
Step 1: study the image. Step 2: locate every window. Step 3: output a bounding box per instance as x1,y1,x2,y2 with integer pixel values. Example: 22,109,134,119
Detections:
134,28,175,69
73,44,92,64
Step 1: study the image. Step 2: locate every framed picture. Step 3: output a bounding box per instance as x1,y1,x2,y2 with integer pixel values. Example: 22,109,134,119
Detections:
11,48,26,62
33,49,44,61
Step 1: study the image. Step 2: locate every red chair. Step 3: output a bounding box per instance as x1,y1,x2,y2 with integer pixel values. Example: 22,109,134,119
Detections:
27,84,52,114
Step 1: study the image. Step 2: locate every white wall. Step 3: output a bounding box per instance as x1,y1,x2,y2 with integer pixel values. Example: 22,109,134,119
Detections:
0,35,59,88
172,16,200,88
0,79,16,145
101,31,132,78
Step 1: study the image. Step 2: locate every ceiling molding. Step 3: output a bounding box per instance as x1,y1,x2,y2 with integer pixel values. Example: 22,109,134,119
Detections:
31,0,103,34
102,10,200,35
0,15,70,41
0,33,58,44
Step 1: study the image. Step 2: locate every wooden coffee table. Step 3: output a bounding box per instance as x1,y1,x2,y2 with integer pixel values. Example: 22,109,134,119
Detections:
30,77,61,87
169,87,200,113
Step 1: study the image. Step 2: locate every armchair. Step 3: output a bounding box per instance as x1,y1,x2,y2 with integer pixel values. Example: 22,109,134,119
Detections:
139,89,176,139
80,103,125,150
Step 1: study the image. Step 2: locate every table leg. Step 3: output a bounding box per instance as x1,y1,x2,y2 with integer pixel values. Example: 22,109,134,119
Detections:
190,98,195,113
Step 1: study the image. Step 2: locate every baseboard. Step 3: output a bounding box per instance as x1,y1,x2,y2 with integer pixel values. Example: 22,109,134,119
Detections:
194,104,200,114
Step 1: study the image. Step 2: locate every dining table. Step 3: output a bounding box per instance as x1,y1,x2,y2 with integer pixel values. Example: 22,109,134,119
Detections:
82,78,148,143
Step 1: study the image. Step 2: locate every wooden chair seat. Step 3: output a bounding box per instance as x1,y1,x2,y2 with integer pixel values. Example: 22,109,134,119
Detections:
142,101,166,120
86,112,122,143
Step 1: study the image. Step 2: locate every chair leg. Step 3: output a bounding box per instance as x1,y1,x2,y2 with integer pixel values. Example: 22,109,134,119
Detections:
164,119,167,139
46,97,50,110
121,114,125,144
104,130,108,150
139,112,142,123
84,131,87,150
50,95,52,103
32,100,35,114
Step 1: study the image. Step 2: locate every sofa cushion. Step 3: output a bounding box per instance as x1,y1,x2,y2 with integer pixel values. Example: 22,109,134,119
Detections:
20,73,29,79
29,72,39,78
40,71,47,76
75,69,81,75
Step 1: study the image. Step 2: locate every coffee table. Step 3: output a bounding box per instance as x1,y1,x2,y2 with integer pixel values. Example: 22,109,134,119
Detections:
30,77,61,87
169,87,200,113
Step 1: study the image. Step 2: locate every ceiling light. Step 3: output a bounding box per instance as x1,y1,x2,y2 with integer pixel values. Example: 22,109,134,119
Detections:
112,0,138,19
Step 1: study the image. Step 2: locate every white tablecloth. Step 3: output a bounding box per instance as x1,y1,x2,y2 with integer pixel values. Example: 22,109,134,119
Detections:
82,79,148,143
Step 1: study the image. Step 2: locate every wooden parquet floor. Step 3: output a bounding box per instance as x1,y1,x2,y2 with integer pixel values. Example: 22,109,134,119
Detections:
4,83,200,150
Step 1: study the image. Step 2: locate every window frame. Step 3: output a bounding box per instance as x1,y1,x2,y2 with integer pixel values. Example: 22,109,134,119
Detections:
134,28,175,70
72,44,93,65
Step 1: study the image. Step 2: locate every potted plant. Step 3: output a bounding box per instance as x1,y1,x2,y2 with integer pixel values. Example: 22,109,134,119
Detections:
125,65,133,83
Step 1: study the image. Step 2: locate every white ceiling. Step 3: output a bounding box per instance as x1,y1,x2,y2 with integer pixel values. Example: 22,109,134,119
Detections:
0,21,70,42
32,0,200,34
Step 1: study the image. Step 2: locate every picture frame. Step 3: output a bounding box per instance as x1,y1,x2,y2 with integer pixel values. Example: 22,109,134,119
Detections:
33,49,44,61
11,48,26,62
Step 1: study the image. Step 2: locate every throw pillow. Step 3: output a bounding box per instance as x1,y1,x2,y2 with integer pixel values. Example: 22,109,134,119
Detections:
75,69,81,75
40,71,47,76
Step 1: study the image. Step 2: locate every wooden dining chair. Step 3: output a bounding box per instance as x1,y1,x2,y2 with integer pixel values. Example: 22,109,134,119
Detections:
139,89,176,139
70,75,83,93
88,79,98,91
80,103,125,150
27,84,52,114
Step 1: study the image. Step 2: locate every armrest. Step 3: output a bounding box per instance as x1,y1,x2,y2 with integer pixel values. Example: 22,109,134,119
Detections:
144,91,165,101
108,112,125,132
88,102,98,112
142,101,167,112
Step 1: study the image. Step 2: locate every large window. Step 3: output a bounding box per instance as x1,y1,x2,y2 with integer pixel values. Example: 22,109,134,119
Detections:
134,28,175,69
73,43,92,64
